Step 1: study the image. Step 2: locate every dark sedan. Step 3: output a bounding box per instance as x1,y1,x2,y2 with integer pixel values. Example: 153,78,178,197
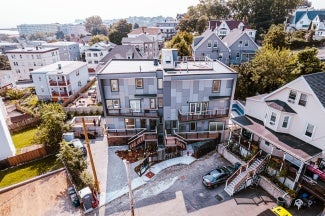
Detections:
202,163,241,188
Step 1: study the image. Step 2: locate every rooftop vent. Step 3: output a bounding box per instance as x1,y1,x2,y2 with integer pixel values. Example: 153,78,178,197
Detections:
58,64,62,70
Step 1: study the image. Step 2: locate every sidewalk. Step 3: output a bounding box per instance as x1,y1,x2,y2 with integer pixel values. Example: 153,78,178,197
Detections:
98,155,196,207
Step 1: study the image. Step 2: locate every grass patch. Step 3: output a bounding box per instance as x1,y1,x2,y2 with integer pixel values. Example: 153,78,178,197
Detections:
12,127,38,153
0,155,63,188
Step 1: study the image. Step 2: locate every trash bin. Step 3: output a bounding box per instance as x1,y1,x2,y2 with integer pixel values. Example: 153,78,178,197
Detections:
277,197,285,207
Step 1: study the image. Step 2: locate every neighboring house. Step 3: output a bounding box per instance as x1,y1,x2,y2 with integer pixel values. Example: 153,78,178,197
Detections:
84,42,116,73
222,29,259,65
156,19,178,40
122,34,158,59
0,70,15,89
42,41,81,61
31,61,88,102
99,45,143,62
192,29,230,65
17,23,60,36
97,48,237,159
128,27,164,49
312,15,325,40
6,47,60,81
0,97,16,160
287,8,325,32
224,72,325,204
208,20,255,39
0,42,19,54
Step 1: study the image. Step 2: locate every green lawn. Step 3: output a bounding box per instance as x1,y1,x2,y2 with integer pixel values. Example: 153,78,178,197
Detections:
11,128,38,153
0,155,63,188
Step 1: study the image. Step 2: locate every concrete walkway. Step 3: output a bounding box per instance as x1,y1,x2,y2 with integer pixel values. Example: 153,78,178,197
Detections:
99,156,196,207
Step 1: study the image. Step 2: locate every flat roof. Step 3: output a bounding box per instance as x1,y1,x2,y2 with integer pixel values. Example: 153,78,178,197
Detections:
44,41,77,46
32,61,87,74
231,115,322,162
6,47,58,53
98,59,236,75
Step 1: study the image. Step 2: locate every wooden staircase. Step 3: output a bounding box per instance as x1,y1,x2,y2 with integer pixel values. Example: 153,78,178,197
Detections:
224,151,270,196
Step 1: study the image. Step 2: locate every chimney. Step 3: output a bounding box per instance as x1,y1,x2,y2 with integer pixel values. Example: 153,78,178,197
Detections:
58,64,62,70
153,58,158,66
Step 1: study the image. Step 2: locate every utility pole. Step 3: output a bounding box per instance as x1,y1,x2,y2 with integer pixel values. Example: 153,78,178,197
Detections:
123,159,135,216
82,117,100,193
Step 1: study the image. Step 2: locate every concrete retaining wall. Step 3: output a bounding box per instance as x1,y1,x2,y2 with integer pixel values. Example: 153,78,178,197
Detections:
217,144,245,165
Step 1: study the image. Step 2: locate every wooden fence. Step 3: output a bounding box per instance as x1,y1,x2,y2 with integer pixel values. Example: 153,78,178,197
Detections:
7,147,47,167
8,117,40,134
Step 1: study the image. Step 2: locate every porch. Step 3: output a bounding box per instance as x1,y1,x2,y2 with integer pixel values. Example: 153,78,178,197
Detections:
178,108,229,122
107,108,159,118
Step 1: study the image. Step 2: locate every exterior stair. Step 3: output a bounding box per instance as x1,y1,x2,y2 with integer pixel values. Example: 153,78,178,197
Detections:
224,151,270,196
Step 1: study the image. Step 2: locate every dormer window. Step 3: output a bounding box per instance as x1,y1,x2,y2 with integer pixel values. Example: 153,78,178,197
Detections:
288,90,296,103
298,93,307,106
270,112,277,125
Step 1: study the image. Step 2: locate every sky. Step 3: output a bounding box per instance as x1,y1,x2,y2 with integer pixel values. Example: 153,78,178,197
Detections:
1,0,325,28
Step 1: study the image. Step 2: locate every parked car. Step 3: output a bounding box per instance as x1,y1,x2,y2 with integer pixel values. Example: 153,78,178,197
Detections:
258,206,292,216
69,139,87,156
67,186,80,207
202,162,241,188
79,187,98,214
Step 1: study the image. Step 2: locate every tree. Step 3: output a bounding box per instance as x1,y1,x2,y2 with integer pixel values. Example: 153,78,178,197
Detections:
108,19,132,45
89,34,109,45
196,16,208,34
84,15,105,35
263,24,287,49
292,47,325,77
166,31,193,57
0,55,11,70
55,31,65,40
33,103,67,154
233,63,257,100
133,23,139,29
91,25,108,36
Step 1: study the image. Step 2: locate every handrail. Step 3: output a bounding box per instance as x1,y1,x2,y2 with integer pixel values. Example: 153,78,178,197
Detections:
128,128,146,142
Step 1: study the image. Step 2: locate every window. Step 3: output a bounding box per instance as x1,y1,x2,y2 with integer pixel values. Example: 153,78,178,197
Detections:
288,90,296,103
244,40,249,46
236,52,240,58
76,71,79,76
189,102,208,114
135,78,143,88
87,53,91,57
270,112,276,125
38,76,41,81
207,40,212,48
88,61,92,64
78,81,82,87
209,122,224,131
125,118,135,129
94,53,98,57
157,78,163,89
110,79,119,92
94,60,98,64
213,41,218,48
190,122,196,131
106,99,120,109
150,98,156,109
130,99,141,112
219,53,223,59
158,97,163,108
305,123,314,137
238,40,243,47
202,102,208,113
165,56,171,64
212,80,221,92
298,93,307,106
282,116,289,128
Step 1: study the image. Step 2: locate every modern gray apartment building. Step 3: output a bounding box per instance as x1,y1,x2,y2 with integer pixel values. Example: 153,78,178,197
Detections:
97,49,237,160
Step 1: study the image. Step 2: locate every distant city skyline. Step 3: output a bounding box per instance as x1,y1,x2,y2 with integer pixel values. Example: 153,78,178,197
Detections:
1,0,325,28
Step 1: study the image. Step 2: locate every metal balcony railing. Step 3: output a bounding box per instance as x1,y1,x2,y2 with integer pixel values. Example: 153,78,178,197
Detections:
178,108,229,122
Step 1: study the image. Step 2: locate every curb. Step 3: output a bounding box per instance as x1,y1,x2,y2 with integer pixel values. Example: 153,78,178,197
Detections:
0,168,66,194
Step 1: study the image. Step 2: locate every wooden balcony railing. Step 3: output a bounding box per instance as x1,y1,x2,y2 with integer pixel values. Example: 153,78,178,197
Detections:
52,92,69,97
49,80,71,86
107,128,145,137
174,130,220,141
128,132,158,150
107,108,159,118
299,175,325,202
178,108,229,122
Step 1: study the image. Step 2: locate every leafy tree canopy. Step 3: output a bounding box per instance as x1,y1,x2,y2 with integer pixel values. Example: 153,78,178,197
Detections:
263,24,287,49
89,34,109,46
166,31,193,57
108,19,132,45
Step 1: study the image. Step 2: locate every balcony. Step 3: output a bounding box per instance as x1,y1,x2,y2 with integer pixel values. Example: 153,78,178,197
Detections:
178,108,229,122
174,130,220,142
52,91,69,97
299,175,325,202
49,80,71,86
107,108,159,118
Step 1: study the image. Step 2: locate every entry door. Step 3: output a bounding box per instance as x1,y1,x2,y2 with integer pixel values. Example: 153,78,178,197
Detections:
140,119,146,129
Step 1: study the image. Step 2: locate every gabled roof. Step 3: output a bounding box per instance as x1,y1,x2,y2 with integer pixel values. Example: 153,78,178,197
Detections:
222,29,258,48
128,27,161,35
192,29,228,51
303,72,325,108
122,34,154,44
266,100,296,113
208,20,248,31
100,45,142,63
295,10,325,24
225,20,244,30
317,14,325,22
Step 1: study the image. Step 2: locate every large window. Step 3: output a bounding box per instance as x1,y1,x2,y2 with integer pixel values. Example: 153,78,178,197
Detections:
189,102,208,114
158,97,163,108
110,79,119,92
270,112,277,125
125,118,135,129
135,78,143,89
150,98,156,109
209,122,224,131
106,99,120,109
157,78,163,89
305,123,314,137
130,99,141,112
298,93,307,106
213,41,218,48
207,40,212,48
282,116,289,128
288,90,297,103
190,122,196,131
212,80,221,92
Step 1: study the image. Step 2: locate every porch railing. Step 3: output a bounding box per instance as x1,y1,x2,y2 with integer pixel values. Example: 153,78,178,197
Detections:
107,108,159,118
174,130,220,141
299,175,325,202
107,128,145,137
128,128,158,150
178,108,229,122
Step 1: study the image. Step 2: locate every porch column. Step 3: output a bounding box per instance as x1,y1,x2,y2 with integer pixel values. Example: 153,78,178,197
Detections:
239,127,243,144
280,154,286,172
294,161,304,190
270,145,274,155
